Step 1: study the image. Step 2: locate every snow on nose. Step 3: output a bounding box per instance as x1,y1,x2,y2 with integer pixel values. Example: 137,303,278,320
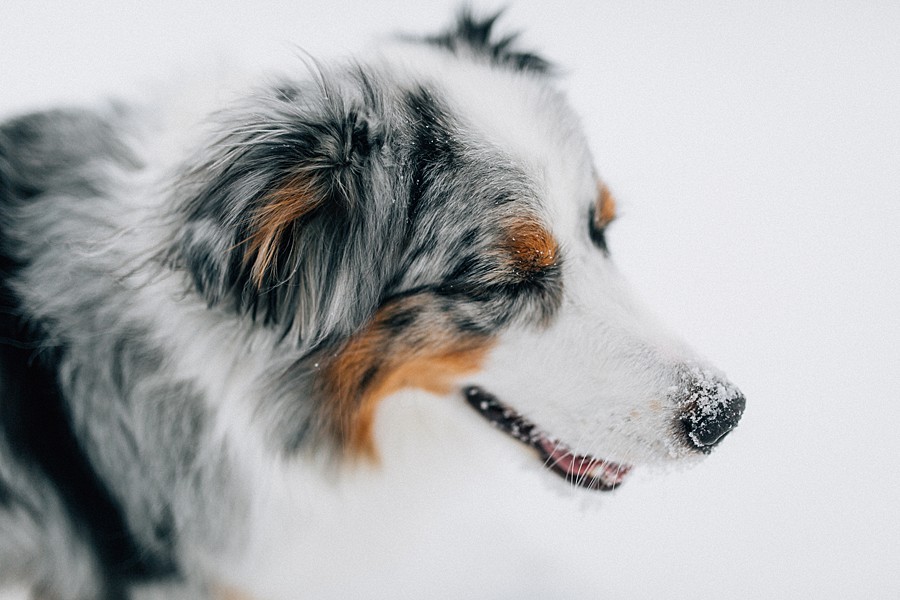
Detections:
674,367,746,453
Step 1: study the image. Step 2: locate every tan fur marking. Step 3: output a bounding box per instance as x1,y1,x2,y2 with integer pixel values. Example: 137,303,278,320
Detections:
322,302,492,458
245,173,325,286
347,343,491,457
596,183,617,228
504,217,559,274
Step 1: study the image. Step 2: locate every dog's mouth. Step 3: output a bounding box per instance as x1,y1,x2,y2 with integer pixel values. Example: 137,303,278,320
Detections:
464,387,631,491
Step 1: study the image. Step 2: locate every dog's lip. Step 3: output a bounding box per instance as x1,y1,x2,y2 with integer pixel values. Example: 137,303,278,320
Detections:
464,386,631,491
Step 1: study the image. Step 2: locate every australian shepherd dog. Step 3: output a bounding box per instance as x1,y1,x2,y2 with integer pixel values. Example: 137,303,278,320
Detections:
0,12,745,600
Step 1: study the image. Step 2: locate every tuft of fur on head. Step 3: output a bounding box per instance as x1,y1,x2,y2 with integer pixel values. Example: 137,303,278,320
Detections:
422,8,553,74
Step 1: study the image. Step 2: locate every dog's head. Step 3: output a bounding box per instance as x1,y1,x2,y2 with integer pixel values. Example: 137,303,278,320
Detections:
172,12,744,490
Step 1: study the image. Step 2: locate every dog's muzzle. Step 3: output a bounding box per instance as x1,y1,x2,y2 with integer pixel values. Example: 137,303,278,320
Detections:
676,368,746,453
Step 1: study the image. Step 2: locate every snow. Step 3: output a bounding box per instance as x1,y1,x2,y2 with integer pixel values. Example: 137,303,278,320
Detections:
2,1,898,598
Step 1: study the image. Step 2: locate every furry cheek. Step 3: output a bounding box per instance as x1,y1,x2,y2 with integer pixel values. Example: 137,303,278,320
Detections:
317,299,494,458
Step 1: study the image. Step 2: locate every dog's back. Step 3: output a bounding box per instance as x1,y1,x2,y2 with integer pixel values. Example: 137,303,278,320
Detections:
0,109,175,598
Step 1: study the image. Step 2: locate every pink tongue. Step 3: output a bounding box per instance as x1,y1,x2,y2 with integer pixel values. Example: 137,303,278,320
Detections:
539,439,603,477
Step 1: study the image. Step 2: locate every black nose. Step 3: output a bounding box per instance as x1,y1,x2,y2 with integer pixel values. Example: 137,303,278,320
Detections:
678,373,746,453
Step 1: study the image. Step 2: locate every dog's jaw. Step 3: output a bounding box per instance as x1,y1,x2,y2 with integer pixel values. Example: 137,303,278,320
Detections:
464,387,632,490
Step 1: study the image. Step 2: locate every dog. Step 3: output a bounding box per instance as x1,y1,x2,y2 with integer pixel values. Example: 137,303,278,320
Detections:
0,11,745,600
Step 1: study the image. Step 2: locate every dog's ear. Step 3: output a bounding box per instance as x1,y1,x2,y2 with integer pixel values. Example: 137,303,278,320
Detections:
173,74,396,350
424,9,552,74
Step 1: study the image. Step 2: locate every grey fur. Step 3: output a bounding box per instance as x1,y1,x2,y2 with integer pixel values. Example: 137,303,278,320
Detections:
0,13,569,598
61,332,240,567
171,67,402,349
0,108,239,597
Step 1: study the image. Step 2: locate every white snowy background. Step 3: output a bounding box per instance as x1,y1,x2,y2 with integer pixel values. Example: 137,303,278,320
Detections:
1,1,897,598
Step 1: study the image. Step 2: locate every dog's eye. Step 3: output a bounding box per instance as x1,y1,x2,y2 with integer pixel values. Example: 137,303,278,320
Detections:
588,206,609,253
589,183,616,253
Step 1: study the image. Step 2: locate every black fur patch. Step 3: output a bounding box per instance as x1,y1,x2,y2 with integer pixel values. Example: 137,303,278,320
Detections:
423,10,553,74
0,256,176,599
404,86,463,225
